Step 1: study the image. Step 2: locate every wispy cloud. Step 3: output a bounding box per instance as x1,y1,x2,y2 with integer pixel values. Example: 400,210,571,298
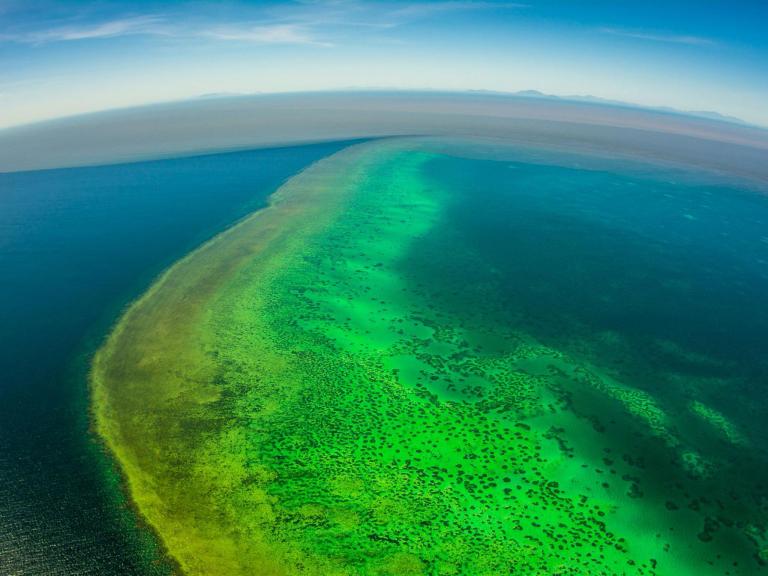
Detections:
0,15,328,46
0,1,525,46
0,15,166,44
387,1,527,21
202,24,330,46
275,0,526,29
599,27,715,47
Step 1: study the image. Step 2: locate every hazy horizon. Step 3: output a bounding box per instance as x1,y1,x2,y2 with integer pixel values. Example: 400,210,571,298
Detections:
2,91,767,181
2,1,767,128
2,87,766,132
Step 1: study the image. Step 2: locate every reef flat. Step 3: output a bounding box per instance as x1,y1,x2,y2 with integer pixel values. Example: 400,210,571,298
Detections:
92,138,768,575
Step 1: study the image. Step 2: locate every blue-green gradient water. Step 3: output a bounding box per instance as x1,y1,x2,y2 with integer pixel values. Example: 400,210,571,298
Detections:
0,142,350,573
1,137,768,574
404,152,768,573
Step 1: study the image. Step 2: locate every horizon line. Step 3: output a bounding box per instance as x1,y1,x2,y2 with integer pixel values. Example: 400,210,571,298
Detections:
2,87,766,133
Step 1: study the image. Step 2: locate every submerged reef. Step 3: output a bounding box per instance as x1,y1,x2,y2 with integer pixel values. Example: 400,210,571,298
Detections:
92,138,768,575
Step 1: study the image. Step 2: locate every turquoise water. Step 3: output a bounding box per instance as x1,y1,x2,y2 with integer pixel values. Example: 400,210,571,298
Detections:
0,142,350,573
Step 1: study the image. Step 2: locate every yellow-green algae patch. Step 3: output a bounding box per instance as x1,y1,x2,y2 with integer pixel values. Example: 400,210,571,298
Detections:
93,138,766,575
92,141,393,574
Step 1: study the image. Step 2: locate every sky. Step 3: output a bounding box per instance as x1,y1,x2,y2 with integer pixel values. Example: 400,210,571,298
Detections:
0,0,767,129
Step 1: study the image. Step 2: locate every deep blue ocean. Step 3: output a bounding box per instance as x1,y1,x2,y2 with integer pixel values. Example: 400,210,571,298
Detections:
0,142,349,574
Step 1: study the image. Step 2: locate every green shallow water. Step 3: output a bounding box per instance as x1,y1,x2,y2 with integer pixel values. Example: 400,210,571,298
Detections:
93,138,768,575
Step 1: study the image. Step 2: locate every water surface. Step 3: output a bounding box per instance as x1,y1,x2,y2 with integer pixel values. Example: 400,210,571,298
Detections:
0,141,350,573
89,138,768,574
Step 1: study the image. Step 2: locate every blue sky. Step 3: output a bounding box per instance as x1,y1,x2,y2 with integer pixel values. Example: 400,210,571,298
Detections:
1,0,766,128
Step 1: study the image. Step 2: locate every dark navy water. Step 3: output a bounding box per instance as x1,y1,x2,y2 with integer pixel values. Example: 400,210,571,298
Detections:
0,142,349,574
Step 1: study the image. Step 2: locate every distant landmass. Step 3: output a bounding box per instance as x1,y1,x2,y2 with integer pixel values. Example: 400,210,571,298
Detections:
195,88,751,127
499,89,749,126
